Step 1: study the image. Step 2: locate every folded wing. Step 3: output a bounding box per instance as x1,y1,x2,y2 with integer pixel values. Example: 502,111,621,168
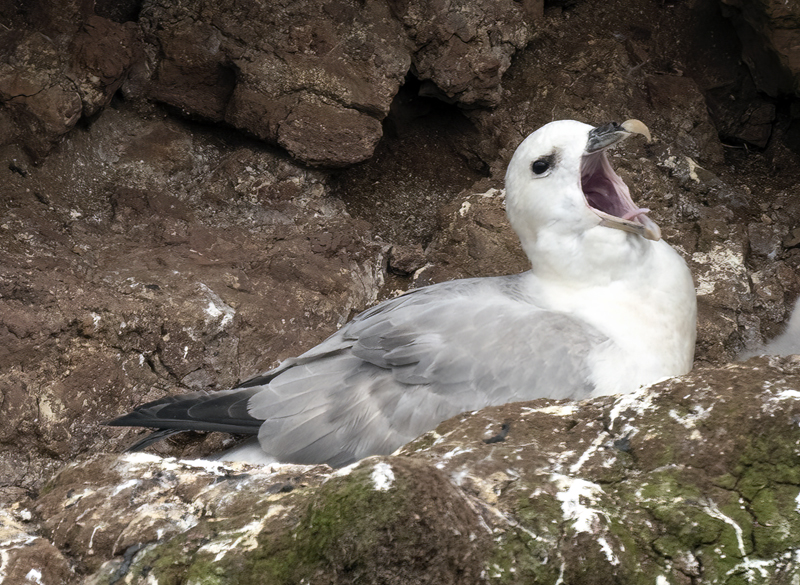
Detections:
246,276,606,465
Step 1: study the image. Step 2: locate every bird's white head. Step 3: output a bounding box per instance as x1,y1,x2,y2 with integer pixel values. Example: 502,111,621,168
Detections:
505,120,659,267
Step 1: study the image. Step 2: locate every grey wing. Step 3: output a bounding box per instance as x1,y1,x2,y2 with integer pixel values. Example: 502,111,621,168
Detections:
247,281,608,466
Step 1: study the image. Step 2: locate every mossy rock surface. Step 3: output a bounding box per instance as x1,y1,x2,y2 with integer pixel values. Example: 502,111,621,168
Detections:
18,357,800,585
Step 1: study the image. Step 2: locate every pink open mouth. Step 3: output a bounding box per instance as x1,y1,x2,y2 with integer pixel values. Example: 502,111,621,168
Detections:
580,140,660,241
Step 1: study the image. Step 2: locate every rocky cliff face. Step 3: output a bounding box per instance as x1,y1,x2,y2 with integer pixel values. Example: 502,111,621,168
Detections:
2,0,800,583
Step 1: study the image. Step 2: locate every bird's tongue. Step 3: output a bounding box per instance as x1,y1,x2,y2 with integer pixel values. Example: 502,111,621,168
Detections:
622,207,650,221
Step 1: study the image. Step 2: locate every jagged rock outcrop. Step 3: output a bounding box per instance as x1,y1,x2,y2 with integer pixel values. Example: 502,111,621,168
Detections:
389,0,541,106
133,0,410,167
0,6,138,157
0,0,541,166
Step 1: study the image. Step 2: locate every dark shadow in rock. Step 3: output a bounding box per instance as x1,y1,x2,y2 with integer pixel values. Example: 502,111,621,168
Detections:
331,73,488,247
94,0,143,23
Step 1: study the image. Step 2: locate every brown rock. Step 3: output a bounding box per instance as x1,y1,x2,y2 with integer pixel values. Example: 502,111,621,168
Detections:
276,101,384,168
390,0,540,106
138,0,410,167
0,104,387,492
417,188,529,285
138,17,236,121
0,11,136,156
0,510,73,584
0,32,82,154
388,243,427,276
783,226,800,248
645,74,725,163
69,15,139,116
131,0,540,164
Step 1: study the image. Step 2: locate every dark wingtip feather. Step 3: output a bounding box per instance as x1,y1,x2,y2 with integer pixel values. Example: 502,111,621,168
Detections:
106,387,265,435
124,429,185,451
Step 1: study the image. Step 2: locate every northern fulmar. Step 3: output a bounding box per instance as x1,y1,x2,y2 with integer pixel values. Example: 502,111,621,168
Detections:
109,120,697,466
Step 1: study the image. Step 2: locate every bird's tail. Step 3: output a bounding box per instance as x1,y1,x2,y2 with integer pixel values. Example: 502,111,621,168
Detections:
107,387,264,450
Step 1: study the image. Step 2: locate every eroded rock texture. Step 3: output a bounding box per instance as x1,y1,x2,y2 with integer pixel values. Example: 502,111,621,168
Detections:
2,0,800,583
0,8,138,157
0,0,540,166
135,0,410,167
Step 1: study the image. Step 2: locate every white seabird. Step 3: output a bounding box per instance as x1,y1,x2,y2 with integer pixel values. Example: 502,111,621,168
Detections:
109,120,697,466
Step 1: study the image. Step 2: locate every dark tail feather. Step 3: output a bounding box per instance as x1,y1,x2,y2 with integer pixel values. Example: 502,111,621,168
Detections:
125,429,187,452
107,387,265,438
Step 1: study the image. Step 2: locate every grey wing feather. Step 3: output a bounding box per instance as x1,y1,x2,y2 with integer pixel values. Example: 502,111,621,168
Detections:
110,275,607,466
247,275,607,465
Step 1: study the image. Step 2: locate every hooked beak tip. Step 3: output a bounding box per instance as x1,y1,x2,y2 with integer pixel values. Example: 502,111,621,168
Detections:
620,119,652,143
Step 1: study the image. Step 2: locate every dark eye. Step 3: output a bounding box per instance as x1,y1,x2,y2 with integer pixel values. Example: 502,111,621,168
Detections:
531,159,550,175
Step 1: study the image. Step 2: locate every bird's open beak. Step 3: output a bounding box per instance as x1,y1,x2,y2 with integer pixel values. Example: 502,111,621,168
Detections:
582,120,660,241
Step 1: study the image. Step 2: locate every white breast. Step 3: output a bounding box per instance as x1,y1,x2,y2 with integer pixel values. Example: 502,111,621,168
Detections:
528,239,696,396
